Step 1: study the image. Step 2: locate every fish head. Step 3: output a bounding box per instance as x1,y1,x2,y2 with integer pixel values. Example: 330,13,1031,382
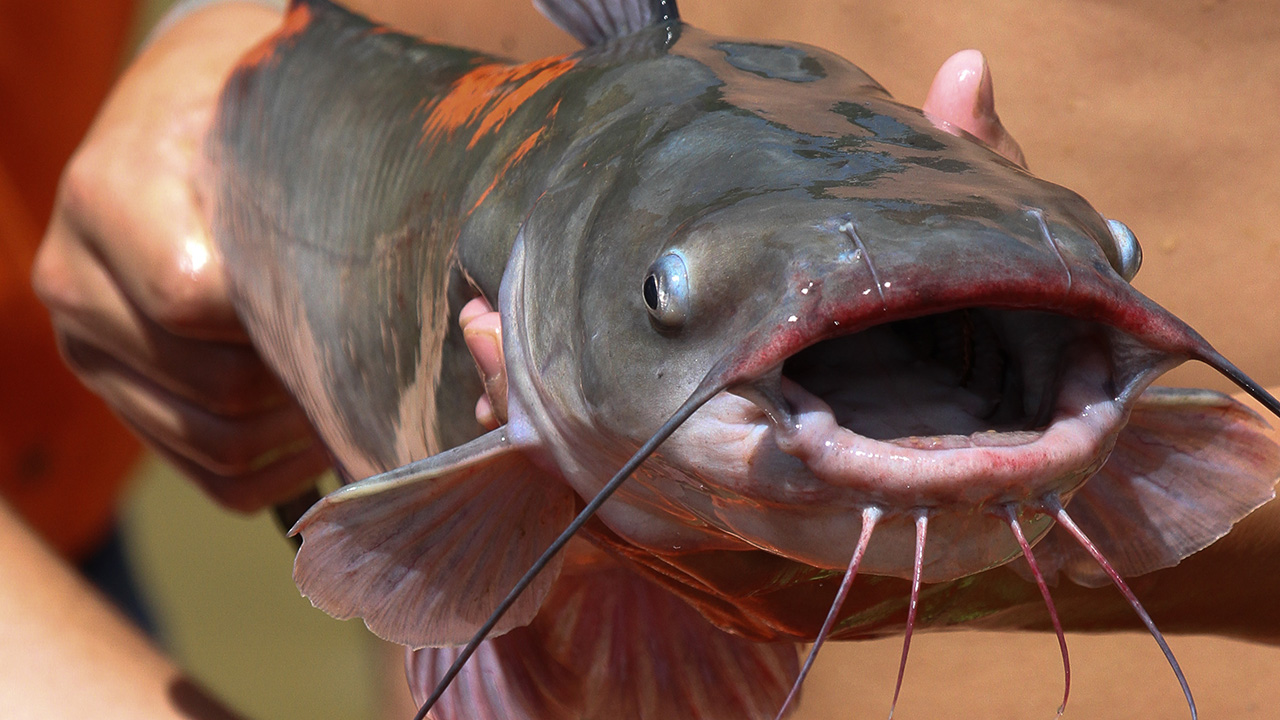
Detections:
506,65,1216,584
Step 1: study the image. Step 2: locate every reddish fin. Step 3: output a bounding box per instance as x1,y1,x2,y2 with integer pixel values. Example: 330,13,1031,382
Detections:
290,428,576,646
406,627,577,720
1031,387,1280,587
406,546,799,720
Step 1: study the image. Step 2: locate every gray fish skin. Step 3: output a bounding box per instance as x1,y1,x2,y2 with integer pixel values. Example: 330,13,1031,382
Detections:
208,0,1276,664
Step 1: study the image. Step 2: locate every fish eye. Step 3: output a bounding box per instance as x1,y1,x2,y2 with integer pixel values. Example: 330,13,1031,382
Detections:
1104,218,1142,281
643,253,690,329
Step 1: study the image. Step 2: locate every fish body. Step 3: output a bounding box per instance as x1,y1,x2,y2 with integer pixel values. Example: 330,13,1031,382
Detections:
207,1,1280,717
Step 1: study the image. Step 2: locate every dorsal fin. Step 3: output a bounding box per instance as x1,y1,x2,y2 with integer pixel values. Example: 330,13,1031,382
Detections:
534,0,679,46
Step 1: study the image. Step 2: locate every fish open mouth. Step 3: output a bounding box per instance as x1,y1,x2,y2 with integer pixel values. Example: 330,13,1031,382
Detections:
676,305,1171,585
780,308,1109,450
729,306,1165,511
700,303,1264,720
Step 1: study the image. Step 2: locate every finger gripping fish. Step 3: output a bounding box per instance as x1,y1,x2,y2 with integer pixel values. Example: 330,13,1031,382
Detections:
206,1,1280,718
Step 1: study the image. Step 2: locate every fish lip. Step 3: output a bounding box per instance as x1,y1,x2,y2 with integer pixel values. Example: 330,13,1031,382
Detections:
716,308,1174,509
767,349,1122,508
661,256,1199,577
661,307,1178,581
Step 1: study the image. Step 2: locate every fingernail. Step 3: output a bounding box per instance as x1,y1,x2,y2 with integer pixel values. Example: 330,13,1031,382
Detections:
475,395,497,429
459,296,493,328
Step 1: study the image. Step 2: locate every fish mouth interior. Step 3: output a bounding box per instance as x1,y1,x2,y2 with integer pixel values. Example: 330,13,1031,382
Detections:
781,309,1111,446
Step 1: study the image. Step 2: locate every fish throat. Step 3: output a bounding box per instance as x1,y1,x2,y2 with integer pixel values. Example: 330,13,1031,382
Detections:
782,308,1109,448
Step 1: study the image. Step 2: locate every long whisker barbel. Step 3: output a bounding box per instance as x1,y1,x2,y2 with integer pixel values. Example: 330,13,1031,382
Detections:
1045,497,1197,720
413,383,721,720
888,510,929,720
772,507,881,720
999,504,1070,717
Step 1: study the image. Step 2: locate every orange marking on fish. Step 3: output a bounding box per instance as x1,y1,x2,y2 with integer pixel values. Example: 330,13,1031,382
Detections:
467,178,500,218
235,2,314,71
420,56,577,147
468,59,576,147
507,126,546,166
467,125,550,216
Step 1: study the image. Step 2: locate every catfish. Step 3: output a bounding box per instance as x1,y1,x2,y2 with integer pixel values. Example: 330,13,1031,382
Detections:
205,0,1280,718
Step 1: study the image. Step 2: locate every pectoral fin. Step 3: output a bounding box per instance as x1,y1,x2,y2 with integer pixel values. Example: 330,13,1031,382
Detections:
290,428,576,646
1032,387,1280,587
406,545,800,720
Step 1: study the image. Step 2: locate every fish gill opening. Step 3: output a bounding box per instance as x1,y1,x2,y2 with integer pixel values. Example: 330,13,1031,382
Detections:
781,309,1111,444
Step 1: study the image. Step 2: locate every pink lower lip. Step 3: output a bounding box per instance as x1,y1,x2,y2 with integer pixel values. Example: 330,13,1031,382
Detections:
771,341,1124,507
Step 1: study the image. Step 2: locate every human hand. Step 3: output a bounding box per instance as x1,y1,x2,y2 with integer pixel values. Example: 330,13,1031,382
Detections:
460,297,507,430
32,4,328,513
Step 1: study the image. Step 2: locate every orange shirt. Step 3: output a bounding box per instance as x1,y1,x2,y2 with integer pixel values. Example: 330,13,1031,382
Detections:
0,0,141,559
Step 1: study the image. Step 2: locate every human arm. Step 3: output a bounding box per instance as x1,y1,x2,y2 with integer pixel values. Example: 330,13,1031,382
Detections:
923,52,1280,642
0,500,243,720
980,387,1280,644
8,5,303,717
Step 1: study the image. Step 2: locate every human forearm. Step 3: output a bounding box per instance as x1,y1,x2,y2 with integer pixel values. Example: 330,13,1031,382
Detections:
957,496,1280,646
0,501,244,719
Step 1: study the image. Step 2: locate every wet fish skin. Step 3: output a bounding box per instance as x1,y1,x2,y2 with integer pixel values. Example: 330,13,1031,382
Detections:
206,1,1280,718
217,0,1084,593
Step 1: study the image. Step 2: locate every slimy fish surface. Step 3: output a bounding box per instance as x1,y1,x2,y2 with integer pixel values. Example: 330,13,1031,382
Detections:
205,0,1280,717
